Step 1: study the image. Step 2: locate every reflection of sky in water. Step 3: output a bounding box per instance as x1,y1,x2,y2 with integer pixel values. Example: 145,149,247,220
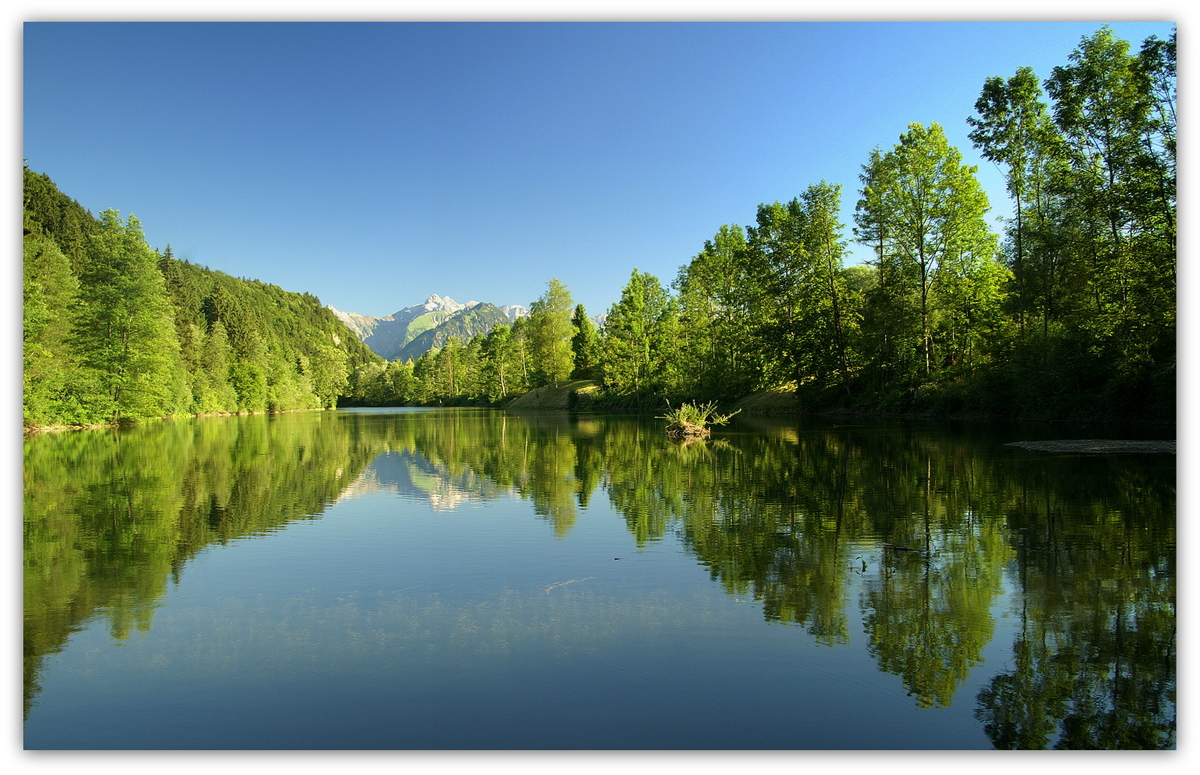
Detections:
23,410,1175,750
27,488,998,749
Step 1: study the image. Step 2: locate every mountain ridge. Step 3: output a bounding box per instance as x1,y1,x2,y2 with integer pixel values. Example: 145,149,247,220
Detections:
328,294,529,361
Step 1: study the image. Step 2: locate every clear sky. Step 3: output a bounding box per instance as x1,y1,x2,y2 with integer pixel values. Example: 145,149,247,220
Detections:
21,14,1177,318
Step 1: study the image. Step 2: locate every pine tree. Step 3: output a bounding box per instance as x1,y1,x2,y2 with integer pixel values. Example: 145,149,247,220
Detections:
570,304,600,380
22,233,80,426
71,210,185,423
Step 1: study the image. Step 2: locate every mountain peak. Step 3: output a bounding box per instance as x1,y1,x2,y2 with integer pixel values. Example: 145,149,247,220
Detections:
420,294,464,313
334,295,531,361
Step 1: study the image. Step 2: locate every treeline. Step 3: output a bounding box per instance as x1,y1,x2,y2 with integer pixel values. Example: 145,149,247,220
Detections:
340,277,592,407
25,26,1174,425
22,168,380,429
353,26,1174,421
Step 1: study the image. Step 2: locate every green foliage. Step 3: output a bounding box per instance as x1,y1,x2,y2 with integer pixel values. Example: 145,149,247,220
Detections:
71,210,185,423
961,25,1175,420
527,278,576,387
659,400,740,438
599,269,681,401
22,24,1172,424
22,170,381,427
23,233,81,426
853,122,1004,382
570,304,600,379
673,224,763,400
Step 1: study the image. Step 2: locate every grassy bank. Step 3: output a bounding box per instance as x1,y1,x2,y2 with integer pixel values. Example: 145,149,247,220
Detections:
505,380,602,410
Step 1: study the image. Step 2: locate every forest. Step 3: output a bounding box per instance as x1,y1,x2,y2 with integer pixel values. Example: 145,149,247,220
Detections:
23,26,1175,429
22,168,380,428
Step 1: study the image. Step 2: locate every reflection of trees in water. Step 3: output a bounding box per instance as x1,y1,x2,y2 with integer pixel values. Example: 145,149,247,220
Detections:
23,411,383,717
25,410,1175,747
573,416,1173,745
973,456,1176,749
664,428,1013,705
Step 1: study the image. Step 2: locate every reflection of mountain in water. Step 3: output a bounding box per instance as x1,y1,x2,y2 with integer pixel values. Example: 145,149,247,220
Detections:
338,451,517,511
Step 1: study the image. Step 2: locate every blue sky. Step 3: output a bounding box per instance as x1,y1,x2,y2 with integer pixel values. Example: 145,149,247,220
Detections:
22,17,1177,318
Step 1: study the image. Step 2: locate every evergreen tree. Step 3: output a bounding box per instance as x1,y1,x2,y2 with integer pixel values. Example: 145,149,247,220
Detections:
71,210,185,423
199,320,239,412
22,233,80,426
570,304,600,380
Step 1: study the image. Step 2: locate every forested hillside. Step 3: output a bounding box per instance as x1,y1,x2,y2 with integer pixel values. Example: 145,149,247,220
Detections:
394,303,512,363
23,168,381,429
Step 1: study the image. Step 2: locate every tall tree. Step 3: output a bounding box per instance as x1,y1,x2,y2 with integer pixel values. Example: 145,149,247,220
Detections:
480,324,518,401
739,185,854,395
854,123,1000,380
22,233,80,426
968,66,1061,333
1044,26,1175,402
599,269,678,399
527,278,575,387
570,304,600,380
802,183,854,394
674,224,761,399
854,147,921,390
70,210,185,423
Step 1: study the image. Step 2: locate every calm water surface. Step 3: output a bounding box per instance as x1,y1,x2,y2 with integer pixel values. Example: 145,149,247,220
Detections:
23,408,1175,749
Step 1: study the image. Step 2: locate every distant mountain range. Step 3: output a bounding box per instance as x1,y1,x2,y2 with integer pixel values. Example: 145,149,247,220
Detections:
328,294,529,361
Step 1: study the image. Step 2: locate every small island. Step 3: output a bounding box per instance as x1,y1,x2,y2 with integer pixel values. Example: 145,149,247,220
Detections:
661,401,741,439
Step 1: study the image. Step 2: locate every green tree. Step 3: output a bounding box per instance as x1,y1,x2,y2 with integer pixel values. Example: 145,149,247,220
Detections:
853,123,1000,381
70,210,185,423
674,225,762,399
22,233,80,426
527,279,575,387
570,304,600,380
309,343,351,408
509,316,534,391
1044,26,1175,409
968,66,1060,333
197,320,239,412
855,147,922,391
480,324,518,402
599,269,680,400
741,183,855,395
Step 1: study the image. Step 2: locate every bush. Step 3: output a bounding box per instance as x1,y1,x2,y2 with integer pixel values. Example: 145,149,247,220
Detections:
659,401,740,438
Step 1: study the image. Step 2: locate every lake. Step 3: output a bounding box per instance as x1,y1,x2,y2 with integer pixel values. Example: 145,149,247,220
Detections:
22,407,1175,750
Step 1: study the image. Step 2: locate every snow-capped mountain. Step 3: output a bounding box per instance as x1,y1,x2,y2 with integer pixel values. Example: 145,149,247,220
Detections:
328,294,527,361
